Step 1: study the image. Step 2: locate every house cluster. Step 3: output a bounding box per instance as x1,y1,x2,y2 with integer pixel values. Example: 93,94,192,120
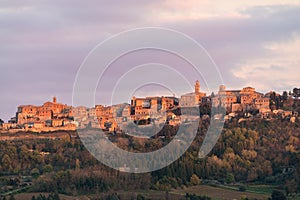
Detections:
213,85,270,113
213,85,298,121
1,97,76,132
1,81,297,133
76,96,181,132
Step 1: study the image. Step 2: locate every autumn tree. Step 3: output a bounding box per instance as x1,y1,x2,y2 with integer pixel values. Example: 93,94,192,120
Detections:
190,174,201,185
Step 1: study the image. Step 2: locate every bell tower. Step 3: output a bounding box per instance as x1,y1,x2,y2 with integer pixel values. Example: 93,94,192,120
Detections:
195,80,200,94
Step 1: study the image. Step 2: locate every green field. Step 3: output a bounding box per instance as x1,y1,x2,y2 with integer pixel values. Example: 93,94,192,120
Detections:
171,185,270,200
12,184,273,200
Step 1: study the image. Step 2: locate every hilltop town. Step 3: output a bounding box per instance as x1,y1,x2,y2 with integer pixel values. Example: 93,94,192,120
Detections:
0,81,299,134
0,82,299,199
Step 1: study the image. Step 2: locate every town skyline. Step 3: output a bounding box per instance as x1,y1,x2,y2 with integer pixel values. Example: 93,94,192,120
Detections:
1,82,297,122
1,1,300,125
1,1,300,198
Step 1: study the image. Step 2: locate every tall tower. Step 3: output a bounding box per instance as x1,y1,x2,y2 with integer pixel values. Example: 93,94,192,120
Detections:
53,96,57,103
195,80,200,94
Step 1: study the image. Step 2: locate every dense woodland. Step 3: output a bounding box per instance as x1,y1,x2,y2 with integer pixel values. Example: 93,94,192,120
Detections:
0,89,299,199
0,117,299,196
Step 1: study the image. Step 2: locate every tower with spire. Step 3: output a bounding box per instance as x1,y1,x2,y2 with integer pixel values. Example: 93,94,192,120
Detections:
180,80,206,107
195,80,200,94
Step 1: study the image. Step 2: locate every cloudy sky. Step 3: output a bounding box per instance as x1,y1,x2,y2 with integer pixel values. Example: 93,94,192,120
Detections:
1,0,300,121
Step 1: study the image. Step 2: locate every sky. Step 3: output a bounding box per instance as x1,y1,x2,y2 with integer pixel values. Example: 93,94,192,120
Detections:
1,0,300,121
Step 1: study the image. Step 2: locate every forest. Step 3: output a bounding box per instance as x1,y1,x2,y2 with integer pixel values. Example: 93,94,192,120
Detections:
0,116,299,199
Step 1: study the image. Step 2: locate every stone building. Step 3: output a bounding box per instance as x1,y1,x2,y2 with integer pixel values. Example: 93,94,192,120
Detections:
213,85,270,113
95,105,117,131
61,106,74,118
240,87,263,105
37,107,52,121
52,119,64,127
130,96,179,120
16,105,38,125
88,108,96,118
16,97,69,127
180,80,206,107
254,97,270,110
